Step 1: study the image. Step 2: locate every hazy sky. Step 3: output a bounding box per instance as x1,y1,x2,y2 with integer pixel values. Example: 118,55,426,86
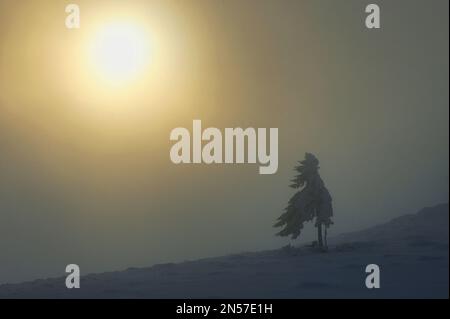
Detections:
0,0,448,283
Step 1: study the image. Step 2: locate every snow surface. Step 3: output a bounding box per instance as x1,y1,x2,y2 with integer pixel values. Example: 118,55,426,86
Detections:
0,203,448,298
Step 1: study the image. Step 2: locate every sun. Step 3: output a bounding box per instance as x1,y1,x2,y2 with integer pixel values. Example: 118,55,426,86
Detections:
89,22,151,84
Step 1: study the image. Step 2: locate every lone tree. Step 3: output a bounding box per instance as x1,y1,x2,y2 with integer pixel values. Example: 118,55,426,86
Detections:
274,153,333,249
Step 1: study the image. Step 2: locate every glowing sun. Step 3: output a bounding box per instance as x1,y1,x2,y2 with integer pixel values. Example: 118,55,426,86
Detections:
90,22,151,84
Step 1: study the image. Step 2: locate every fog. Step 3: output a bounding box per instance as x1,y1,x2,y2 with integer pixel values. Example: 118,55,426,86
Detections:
0,0,448,283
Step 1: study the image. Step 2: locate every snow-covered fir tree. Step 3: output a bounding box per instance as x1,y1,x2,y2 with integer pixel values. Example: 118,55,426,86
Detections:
274,153,333,249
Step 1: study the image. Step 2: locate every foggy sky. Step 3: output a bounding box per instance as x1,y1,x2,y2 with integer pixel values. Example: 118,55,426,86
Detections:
0,0,448,283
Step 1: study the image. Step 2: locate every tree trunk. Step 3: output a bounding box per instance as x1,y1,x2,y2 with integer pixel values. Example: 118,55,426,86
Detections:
317,223,323,248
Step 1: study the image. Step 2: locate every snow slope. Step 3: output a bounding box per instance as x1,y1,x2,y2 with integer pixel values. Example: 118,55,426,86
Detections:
0,203,448,298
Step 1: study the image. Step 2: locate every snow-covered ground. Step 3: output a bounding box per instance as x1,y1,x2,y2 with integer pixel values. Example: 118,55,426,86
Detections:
0,203,448,298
